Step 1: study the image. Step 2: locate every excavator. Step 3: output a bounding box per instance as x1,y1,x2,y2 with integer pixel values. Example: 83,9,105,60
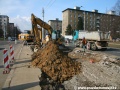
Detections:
31,13,62,48
18,30,34,42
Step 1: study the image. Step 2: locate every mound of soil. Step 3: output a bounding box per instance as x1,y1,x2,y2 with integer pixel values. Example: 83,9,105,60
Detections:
31,40,81,83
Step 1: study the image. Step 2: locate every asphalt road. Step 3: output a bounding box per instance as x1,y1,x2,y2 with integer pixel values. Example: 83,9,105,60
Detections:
0,40,23,89
98,47,120,57
65,41,120,58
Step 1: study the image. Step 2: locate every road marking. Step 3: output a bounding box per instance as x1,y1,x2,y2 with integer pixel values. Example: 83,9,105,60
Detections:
18,44,24,59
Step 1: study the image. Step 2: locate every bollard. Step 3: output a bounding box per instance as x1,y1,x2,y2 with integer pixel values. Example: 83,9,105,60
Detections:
10,45,14,64
15,39,17,44
3,49,10,74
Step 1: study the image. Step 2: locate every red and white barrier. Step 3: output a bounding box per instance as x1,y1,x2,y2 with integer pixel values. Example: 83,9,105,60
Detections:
10,45,14,64
3,49,10,74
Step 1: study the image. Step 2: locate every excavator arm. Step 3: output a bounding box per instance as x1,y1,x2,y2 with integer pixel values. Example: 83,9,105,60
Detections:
31,13,52,45
31,13,63,47
31,14,52,35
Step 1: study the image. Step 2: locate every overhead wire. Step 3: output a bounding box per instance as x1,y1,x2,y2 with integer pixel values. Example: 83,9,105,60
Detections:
45,0,53,10
45,0,56,11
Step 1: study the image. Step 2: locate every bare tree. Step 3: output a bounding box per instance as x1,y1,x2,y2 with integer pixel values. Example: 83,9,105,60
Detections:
112,0,120,15
110,0,120,38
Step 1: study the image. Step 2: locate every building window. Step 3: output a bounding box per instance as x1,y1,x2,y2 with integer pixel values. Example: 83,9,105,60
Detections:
87,12,88,15
90,14,92,17
74,15,76,18
75,11,76,14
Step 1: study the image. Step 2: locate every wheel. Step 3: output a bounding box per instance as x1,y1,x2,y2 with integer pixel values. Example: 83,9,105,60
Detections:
87,42,91,50
91,43,97,51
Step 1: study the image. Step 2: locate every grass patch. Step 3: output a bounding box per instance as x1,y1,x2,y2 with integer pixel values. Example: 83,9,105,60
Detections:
0,38,4,40
108,42,120,48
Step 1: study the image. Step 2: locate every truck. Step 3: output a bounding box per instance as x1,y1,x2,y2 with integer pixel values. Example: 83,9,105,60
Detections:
73,30,111,51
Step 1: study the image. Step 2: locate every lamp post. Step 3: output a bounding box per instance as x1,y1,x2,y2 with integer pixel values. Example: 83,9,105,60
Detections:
4,23,6,41
15,25,17,44
15,26,16,39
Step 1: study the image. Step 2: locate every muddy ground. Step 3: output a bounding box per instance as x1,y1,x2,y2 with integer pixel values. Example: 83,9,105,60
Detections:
31,41,120,90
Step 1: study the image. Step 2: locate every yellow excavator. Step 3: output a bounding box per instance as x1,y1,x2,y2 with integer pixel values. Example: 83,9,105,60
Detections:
31,13,62,47
31,13,52,45
18,30,34,42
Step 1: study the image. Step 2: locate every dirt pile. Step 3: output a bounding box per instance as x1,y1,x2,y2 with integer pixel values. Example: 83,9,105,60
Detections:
31,40,81,83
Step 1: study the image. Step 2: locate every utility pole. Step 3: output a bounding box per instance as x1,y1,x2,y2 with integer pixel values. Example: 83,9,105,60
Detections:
83,7,85,31
42,8,45,41
15,25,16,39
4,24,6,41
15,26,17,44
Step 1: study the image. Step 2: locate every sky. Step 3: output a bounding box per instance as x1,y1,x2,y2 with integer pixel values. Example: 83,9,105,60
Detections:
0,0,118,32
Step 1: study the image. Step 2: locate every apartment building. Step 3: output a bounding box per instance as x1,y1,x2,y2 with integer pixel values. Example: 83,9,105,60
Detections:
62,6,120,36
48,18,62,32
0,15,9,37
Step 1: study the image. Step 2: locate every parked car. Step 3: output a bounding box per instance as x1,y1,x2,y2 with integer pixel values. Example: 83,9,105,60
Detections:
11,37,16,41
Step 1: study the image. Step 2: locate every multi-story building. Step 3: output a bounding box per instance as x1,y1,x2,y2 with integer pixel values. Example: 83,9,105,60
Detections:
48,18,62,32
62,6,120,36
0,15,9,37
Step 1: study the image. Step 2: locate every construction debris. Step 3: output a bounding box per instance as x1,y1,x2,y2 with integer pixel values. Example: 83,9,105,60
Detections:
31,41,81,83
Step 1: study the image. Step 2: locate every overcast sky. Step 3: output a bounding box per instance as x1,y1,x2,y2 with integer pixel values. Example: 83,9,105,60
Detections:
0,0,118,32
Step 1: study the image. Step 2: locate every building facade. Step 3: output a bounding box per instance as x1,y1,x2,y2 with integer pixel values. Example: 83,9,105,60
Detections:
0,15,9,37
62,7,120,36
48,18,62,32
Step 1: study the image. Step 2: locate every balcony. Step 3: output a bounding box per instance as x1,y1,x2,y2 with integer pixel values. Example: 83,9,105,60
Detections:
96,17,100,20
96,25,100,27
96,21,100,23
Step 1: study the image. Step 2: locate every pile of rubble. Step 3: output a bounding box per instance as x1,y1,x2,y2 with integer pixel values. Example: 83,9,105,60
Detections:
31,41,81,83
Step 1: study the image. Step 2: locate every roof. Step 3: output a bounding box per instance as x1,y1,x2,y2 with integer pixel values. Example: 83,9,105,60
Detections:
62,8,120,17
48,20,62,22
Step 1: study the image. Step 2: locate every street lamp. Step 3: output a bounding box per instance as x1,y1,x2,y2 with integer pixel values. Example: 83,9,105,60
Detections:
15,26,16,39
4,23,6,41
15,26,17,44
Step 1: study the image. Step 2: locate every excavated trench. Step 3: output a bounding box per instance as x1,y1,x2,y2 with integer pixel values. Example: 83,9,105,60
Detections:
31,40,81,90
31,41,120,90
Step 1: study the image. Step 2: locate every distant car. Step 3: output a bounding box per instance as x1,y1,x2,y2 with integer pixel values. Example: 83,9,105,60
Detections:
11,37,16,41
8,37,11,41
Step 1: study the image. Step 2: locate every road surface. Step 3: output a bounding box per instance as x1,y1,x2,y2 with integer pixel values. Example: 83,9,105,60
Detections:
65,41,120,57
0,40,23,89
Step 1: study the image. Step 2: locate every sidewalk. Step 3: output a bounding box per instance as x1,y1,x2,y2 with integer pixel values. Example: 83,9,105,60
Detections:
2,45,41,90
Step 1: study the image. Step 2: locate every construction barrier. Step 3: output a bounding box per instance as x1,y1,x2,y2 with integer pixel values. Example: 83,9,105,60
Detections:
3,49,10,74
10,45,14,64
